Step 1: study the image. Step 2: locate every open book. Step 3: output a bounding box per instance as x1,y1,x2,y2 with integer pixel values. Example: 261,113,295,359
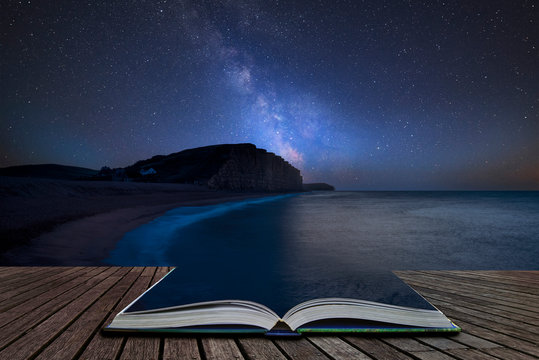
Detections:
105,269,459,335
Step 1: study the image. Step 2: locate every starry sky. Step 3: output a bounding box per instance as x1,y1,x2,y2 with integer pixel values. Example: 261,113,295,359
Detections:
1,0,538,190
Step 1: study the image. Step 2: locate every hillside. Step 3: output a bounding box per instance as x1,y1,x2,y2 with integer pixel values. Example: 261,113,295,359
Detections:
0,164,98,180
122,143,303,192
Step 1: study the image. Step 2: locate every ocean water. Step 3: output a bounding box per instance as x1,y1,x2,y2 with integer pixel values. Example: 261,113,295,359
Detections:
106,191,539,313
106,191,539,270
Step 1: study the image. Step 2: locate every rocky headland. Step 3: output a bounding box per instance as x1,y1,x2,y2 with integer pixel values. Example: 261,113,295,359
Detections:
110,143,304,192
303,183,336,191
0,143,334,263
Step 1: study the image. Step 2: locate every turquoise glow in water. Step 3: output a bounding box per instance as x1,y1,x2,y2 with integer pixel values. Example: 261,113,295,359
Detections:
105,191,539,270
105,193,299,265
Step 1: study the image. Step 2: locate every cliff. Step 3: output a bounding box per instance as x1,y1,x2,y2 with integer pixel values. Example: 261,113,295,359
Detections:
303,183,335,191
123,144,303,192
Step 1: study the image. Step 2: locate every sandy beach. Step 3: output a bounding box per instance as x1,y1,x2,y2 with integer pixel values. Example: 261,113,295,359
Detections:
0,176,270,265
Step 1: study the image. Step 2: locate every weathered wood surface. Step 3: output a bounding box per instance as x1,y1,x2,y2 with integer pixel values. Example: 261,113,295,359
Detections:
0,268,537,360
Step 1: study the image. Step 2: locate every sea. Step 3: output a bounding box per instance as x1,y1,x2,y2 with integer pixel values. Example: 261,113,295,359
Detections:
106,191,539,271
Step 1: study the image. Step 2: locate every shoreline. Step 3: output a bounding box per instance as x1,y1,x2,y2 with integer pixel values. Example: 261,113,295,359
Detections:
0,177,277,265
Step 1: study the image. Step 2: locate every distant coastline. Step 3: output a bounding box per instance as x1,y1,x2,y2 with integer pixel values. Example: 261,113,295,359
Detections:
0,143,335,264
0,176,276,265
88,143,305,192
303,183,335,191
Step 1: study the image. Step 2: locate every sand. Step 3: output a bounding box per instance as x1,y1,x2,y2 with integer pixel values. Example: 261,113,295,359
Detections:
0,176,270,265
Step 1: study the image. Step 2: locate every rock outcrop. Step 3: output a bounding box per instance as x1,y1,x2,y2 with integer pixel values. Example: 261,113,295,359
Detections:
124,144,303,192
303,183,335,191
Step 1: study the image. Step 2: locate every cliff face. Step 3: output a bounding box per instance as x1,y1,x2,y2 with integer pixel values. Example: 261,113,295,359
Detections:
303,183,335,191
207,145,303,191
124,144,303,192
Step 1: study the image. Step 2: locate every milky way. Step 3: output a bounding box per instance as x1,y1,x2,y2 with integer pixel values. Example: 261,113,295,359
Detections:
1,0,537,189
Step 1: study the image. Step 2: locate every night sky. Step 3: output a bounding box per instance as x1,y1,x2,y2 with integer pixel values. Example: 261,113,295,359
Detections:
1,0,537,190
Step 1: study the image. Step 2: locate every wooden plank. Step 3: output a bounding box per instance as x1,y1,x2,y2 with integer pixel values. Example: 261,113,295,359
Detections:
432,303,539,344
343,337,414,360
151,266,170,286
484,347,539,360
417,271,539,296
0,267,115,350
409,351,457,360
0,266,46,284
80,267,153,360
441,318,539,358
274,338,330,360
417,289,539,330
0,266,18,275
1,266,73,284
439,271,539,289
398,271,539,305
416,280,539,333
470,271,539,284
398,272,539,306
116,268,161,360
398,273,539,314
414,336,468,350
408,336,466,360
237,338,286,360
201,338,244,360
141,266,157,280
0,266,104,328
0,267,126,360
382,337,434,352
0,267,69,298
309,336,372,359
404,283,539,322
0,267,91,310
449,333,501,349
409,284,539,322
163,337,201,360
447,348,503,359
1,269,538,360
0,266,52,281
0,267,17,278
120,336,161,360
33,267,138,360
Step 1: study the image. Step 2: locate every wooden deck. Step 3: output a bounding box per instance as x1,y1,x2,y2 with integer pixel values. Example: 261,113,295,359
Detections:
0,268,537,360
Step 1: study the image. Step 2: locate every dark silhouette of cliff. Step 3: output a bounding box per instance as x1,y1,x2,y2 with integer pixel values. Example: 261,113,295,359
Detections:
303,183,335,191
124,144,303,192
0,164,98,180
